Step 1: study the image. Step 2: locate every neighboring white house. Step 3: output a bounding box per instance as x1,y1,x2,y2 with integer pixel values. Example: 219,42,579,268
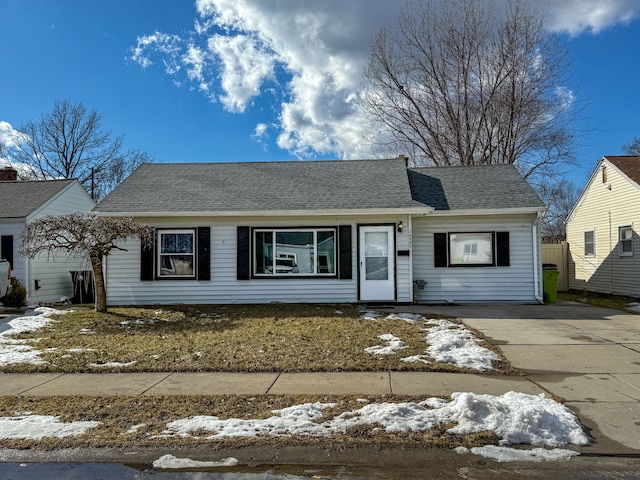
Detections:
93,159,546,306
566,156,640,298
0,167,95,303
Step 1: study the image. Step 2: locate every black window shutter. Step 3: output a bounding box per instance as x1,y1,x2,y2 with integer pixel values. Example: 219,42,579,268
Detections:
237,226,250,280
1,235,13,270
496,231,510,267
197,227,211,280
338,225,352,279
140,231,155,281
434,233,448,267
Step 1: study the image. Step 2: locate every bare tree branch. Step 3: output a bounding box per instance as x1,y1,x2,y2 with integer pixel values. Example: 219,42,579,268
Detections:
360,0,583,181
4,99,153,200
21,214,154,312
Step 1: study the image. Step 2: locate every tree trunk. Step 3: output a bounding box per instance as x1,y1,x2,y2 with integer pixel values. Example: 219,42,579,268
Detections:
90,255,108,313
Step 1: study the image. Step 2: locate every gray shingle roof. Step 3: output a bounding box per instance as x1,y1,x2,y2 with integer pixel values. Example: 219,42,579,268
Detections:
408,164,545,211
95,159,417,213
0,179,75,218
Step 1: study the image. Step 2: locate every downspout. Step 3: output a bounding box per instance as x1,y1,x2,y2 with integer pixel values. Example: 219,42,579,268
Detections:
608,211,613,294
533,212,543,303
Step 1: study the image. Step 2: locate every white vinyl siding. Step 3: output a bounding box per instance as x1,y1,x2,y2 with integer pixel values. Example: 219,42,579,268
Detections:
104,215,413,306
567,159,640,297
24,182,95,303
412,215,540,304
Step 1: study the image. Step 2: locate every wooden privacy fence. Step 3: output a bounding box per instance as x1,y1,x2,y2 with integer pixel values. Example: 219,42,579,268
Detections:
541,242,569,291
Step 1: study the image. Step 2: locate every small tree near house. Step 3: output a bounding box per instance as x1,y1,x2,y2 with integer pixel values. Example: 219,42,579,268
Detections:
21,213,154,313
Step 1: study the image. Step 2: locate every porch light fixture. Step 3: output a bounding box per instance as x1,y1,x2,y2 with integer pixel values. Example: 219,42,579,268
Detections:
397,221,404,233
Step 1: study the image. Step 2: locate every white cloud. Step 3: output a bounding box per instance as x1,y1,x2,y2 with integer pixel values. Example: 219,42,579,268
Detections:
539,0,640,35
129,0,640,158
129,31,183,71
208,34,275,112
0,121,26,149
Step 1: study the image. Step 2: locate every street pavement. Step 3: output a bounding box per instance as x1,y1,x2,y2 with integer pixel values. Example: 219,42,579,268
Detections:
1,300,639,456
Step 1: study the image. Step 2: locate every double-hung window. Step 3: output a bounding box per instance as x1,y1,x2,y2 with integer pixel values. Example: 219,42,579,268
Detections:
584,230,595,257
254,228,336,276
158,229,196,278
619,226,633,256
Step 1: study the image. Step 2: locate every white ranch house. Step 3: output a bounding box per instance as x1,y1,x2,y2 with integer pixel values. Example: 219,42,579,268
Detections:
93,159,546,305
0,168,95,303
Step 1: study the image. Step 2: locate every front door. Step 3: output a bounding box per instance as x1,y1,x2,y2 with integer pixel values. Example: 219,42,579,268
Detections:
359,225,395,301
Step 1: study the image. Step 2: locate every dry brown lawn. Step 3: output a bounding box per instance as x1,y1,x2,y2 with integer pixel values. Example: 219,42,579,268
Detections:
2,304,514,374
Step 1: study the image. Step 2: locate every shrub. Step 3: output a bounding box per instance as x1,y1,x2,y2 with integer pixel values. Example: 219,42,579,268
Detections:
1,277,27,308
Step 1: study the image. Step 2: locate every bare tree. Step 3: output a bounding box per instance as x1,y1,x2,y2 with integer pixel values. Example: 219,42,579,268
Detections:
4,99,153,200
21,213,154,313
622,137,640,155
537,178,580,242
360,0,580,182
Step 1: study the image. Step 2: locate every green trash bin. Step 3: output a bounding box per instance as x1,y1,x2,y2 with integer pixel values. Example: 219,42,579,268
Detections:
542,264,559,304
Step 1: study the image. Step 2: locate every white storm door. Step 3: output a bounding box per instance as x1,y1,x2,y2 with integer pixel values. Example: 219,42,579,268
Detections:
359,225,395,301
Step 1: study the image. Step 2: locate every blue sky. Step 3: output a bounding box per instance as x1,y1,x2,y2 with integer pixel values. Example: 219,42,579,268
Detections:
1,0,640,189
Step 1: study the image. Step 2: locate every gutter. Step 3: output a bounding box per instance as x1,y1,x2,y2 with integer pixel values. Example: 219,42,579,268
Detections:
92,207,435,217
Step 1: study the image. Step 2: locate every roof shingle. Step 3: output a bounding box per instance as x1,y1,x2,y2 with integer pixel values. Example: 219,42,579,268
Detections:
0,180,75,218
605,156,640,186
409,164,545,211
95,159,416,213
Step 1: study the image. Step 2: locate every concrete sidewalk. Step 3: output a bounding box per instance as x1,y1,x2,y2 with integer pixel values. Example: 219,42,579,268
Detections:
1,300,639,455
0,370,544,397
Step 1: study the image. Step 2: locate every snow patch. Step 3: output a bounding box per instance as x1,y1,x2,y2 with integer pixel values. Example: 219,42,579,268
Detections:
626,302,640,313
425,318,498,371
466,445,580,462
153,454,238,469
0,415,100,439
89,361,137,368
158,392,589,447
365,334,407,355
0,307,69,366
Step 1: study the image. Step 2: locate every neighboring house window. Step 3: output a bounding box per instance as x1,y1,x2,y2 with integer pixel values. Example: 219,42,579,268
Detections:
0,235,13,270
434,232,510,267
584,230,595,257
158,229,196,277
253,228,336,276
619,226,633,256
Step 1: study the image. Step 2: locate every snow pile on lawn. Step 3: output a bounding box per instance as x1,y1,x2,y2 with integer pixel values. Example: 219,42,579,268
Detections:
158,391,589,448
0,307,69,366
0,414,100,439
153,454,238,469
364,312,498,371
423,318,498,371
365,334,407,355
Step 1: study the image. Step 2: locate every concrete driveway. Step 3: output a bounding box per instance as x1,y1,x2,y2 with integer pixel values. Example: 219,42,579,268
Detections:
420,300,640,454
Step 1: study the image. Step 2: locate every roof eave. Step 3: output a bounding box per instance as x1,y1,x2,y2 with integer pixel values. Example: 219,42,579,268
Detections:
93,206,435,217
428,207,545,216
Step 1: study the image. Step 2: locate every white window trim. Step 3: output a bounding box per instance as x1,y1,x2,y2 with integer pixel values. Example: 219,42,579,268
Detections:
584,229,595,257
619,225,633,257
253,228,337,276
158,229,196,278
